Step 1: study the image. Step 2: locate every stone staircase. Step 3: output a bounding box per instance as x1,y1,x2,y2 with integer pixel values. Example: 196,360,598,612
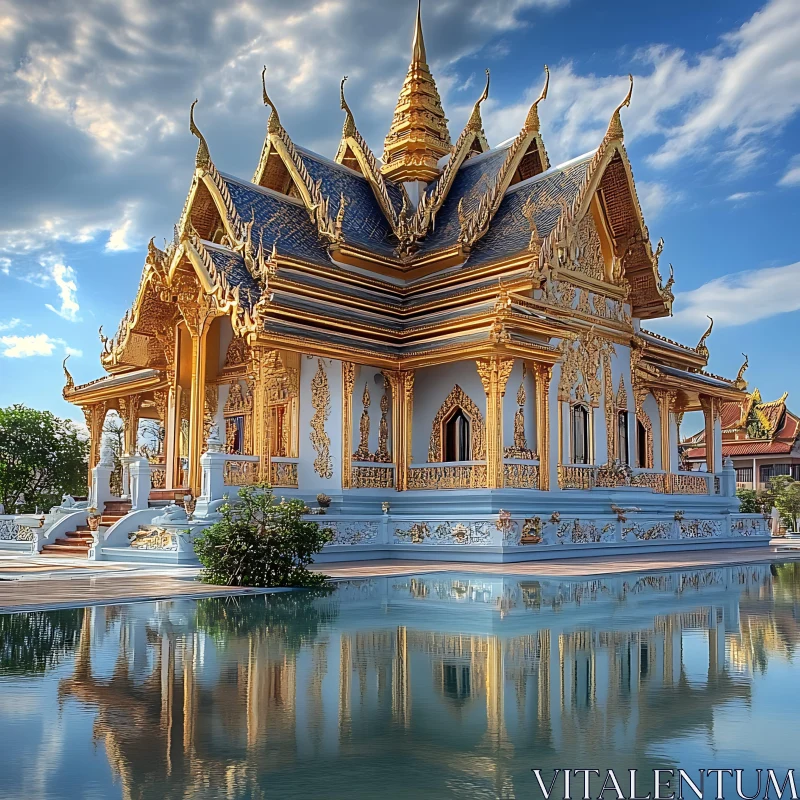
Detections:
41,500,131,557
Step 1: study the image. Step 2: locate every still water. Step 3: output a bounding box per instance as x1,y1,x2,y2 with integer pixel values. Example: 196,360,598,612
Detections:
1,563,799,799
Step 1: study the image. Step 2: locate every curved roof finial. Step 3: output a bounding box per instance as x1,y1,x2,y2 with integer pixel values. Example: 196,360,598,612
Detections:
735,353,749,389
189,100,211,170
261,65,281,134
412,0,426,65
340,75,356,137
696,315,713,357
524,65,549,132
604,74,633,143
62,355,74,390
467,69,490,130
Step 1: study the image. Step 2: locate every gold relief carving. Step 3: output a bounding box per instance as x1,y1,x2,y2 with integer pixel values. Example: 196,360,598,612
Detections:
629,471,666,492
204,384,218,442
616,373,628,410
129,527,178,551
383,370,414,492
557,331,614,407
476,356,514,489
633,387,654,469
376,380,391,462
352,465,394,489
572,212,605,281
520,517,543,544
354,382,371,460
223,459,259,486
505,365,537,460
270,461,298,488
310,359,333,479
224,382,252,415
407,465,488,490
428,385,486,462
223,336,248,369
602,353,615,465
558,465,596,489
118,394,143,455
668,473,709,495
341,362,355,489
179,390,190,421
576,289,592,316
503,463,540,489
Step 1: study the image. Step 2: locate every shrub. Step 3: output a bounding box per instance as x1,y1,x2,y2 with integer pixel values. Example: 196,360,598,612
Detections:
736,488,760,514
193,484,330,588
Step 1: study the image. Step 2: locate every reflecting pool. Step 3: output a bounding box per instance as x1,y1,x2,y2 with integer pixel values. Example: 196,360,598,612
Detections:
1,562,800,799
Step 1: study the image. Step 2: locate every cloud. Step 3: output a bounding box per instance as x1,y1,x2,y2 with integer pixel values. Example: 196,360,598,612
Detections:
726,191,761,201
41,257,80,321
105,205,137,252
636,181,685,218
0,318,21,331
0,333,79,358
778,154,800,186
669,261,800,328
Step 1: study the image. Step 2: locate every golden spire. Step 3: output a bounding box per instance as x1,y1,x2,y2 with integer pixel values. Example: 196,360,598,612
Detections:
62,355,74,391
340,76,356,138
735,353,749,389
382,0,451,183
189,100,210,170
261,66,281,134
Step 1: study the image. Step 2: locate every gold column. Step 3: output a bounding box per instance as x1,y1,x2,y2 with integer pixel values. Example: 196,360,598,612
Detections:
342,363,356,489
654,389,677,474
533,364,552,491
476,357,514,489
699,394,716,474
385,370,414,491
187,327,209,494
82,403,106,488
118,394,142,456
249,346,272,483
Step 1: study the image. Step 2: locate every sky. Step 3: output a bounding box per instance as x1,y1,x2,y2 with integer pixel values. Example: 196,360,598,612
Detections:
1,0,799,429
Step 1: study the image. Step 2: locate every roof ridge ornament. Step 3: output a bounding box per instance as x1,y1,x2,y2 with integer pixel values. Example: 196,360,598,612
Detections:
189,100,211,170
467,69,490,131
604,74,633,144
524,65,549,133
340,76,356,138
695,315,713,359
62,355,75,391
261,66,282,134
412,0,426,65
734,353,749,390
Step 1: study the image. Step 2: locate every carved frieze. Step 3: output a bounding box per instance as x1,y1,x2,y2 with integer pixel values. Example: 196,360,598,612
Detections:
310,359,333,479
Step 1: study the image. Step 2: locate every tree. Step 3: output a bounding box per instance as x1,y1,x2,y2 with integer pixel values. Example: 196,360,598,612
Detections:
773,478,800,532
0,608,84,674
736,488,760,513
193,484,330,587
0,405,89,512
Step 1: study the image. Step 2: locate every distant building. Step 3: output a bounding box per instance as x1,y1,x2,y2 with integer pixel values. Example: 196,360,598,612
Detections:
684,389,800,490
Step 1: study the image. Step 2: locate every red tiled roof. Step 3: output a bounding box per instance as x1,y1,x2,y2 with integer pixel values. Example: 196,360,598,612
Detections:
719,401,743,430
686,415,800,458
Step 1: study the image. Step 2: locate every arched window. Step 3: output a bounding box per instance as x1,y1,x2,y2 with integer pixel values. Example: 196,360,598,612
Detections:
571,404,590,464
444,408,471,462
617,411,629,464
637,419,648,468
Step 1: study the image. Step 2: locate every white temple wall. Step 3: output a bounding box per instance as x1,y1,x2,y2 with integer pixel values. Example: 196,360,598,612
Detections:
501,360,537,454
411,361,485,464
643,392,662,469
352,366,390,458
298,356,343,492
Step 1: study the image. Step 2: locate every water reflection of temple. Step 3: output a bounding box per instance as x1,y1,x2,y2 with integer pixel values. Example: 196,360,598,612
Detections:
57,564,800,799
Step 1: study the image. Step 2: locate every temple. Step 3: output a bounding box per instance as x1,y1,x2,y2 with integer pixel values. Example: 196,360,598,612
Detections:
684,387,800,490
57,3,769,562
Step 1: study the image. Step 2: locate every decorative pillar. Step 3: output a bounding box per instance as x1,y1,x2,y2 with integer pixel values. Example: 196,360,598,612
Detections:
82,403,107,489
249,346,273,484
385,370,414,491
654,389,677,474
476,357,514,489
533,364,553,491
187,327,210,494
341,362,356,489
699,395,719,474
118,394,142,457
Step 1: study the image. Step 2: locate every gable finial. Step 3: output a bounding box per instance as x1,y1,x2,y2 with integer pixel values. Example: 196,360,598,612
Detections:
735,353,749,389
261,65,281,134
62,355,74,391
524,65,549,132
467,69,490,131
340,75,356,138
696,315,713,358
189,100,211,170
604,74,633,143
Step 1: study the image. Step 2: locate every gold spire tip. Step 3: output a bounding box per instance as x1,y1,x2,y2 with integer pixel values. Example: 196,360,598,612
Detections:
261,66,281,132
412,0,427,65
468,69,490,129
189,99,210,169
524,65,550,132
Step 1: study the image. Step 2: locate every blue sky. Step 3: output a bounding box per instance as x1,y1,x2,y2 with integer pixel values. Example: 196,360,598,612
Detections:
1,0,799,428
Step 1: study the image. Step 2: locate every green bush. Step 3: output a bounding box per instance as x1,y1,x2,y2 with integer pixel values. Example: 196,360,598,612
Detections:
193,484,330,588
736,488,760,514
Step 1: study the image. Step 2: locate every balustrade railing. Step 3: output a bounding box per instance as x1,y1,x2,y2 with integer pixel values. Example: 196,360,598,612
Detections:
407,463,487,490
223,456,260,487
270,459,298,488
503,461,540,489
352,462,395,489
559,465,712,494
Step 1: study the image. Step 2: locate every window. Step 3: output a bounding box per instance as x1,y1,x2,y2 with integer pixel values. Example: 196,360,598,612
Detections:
760,464,800,484
571,405,590,464
637,419,648,468
444,408,471,462
617,411,629,464
735,467,753,484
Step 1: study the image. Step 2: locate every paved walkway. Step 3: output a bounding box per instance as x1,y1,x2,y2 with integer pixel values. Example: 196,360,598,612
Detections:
0,544,797,613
